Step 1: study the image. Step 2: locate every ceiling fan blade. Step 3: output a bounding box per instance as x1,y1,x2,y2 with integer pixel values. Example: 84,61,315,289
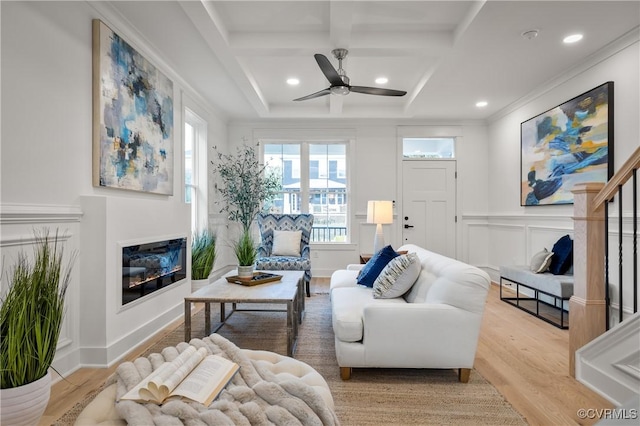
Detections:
350,86,407,96
314,54,345,87
293,88,331,101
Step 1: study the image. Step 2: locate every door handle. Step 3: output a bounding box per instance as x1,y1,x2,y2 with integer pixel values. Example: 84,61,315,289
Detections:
404,224,414,229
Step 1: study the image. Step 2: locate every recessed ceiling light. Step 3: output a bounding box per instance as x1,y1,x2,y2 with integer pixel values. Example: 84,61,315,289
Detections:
476,101,488,108
563,34,583,44
375,77,388,85
521,30,539,40
287,78,300,85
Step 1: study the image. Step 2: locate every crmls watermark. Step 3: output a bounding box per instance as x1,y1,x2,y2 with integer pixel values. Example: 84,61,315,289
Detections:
577,408,638,420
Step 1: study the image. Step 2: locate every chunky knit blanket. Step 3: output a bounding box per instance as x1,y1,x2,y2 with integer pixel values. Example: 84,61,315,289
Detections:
109,334,339,425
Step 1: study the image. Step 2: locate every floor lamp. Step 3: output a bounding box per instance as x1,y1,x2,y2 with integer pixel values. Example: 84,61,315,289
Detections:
367,200,394,253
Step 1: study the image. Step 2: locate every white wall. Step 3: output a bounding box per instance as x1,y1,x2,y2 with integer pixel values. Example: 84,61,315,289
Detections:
485,33,640,319
226,120,490,276
0,1,229,377
3,0,636,382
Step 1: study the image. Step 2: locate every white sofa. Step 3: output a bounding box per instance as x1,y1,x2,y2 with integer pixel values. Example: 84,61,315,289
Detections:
330,244,490,381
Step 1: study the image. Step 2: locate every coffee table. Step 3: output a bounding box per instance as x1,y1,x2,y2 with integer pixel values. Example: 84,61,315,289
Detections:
184,270,305,356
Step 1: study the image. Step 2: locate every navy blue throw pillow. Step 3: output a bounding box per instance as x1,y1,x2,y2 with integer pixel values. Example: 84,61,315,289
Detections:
549,234,573,275
357,245,399,288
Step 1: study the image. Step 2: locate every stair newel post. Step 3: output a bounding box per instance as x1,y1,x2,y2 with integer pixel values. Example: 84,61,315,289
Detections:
570,182,607,377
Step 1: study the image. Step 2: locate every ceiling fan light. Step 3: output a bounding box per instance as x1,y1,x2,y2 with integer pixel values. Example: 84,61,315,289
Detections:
286,78,300,85
330,86,350,96
375,77,388,84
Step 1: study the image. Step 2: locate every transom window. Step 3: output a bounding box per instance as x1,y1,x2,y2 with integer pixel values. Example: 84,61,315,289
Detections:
402,137,455,159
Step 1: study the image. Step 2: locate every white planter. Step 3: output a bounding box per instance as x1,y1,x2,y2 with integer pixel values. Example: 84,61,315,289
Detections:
237,265,254,278
191,278,210,293
0,371,51,426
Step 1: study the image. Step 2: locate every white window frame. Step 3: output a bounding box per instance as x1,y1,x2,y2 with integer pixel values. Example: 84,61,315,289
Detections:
257,129,354,244
184,108,208,233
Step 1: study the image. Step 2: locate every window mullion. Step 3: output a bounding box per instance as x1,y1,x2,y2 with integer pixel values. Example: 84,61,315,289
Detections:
301,142,310,214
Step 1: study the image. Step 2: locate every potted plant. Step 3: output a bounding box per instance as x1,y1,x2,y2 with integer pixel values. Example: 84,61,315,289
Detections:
0,230,75,425
213,142,280,271
233,229,258,278
191,230,216,292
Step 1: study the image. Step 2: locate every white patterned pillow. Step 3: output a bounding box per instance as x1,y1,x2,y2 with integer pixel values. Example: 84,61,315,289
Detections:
373,253,421,299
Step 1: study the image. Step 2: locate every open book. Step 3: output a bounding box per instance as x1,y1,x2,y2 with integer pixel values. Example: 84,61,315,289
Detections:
120,346,239,405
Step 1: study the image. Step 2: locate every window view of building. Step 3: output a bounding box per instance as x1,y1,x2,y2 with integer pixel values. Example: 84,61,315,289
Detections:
264,142,348,243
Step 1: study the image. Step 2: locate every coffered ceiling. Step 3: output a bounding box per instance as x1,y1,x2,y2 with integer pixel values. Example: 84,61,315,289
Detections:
107,1,640,121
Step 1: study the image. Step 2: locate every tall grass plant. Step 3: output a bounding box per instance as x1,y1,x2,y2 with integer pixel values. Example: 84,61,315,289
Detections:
0,230,75,389
234,230,258,266
191,230,216,280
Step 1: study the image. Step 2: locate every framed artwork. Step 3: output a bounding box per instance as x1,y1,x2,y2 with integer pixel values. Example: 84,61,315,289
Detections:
521,81,613,206
92,19,174,195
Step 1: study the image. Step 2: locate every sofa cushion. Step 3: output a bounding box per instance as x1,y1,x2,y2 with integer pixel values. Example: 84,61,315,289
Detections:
373,253,421,299
330,269,360,292
549,235,573,275
272,230,302,256
357,245,399,287
530,248,554,273
331,286,405,342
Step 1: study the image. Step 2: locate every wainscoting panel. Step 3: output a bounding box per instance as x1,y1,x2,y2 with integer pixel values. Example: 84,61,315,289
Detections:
0,203,83,380
489,223,527,271
527,225,574,260
460,215,489,267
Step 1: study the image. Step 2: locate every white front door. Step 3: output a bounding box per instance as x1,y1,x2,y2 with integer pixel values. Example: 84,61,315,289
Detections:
402,160,456,258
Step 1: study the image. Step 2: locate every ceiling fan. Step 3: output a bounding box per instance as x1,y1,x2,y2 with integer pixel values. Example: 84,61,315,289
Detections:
293,48,407,101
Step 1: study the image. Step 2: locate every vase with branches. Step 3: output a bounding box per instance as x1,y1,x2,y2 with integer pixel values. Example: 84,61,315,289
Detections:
213,143,281,233
213,143,280,276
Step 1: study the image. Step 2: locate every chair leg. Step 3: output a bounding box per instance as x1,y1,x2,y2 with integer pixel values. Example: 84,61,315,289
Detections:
340,367,352,380
306,280,310,297
458,368,471,383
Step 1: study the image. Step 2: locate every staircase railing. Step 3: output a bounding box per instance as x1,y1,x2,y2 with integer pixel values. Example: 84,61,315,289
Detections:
569,146,640,376
593,146,639,329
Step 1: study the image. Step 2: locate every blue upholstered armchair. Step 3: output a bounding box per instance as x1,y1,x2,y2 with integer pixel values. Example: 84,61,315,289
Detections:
256,213,314,297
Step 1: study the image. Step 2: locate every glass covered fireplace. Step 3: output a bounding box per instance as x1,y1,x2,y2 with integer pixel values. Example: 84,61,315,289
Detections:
122,237,187,306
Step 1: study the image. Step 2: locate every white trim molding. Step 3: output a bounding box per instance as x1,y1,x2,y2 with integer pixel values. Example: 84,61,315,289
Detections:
576,313,640,406
0,203,83,225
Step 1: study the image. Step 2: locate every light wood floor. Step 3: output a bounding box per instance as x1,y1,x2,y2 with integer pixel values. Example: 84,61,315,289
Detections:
41,280,612,425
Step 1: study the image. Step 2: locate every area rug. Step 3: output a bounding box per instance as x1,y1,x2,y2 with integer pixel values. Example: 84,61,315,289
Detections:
56,292,527,425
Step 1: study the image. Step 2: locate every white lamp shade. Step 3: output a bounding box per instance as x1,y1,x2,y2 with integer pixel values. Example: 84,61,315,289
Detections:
367,200,393,224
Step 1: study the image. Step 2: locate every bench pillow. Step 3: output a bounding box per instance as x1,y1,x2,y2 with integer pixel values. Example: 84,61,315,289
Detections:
373,253,421,299
530,248,554,273
549,235,573,275
357,245,399,288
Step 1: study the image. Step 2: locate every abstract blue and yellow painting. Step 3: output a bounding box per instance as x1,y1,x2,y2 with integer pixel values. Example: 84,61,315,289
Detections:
521,82,613,206
93,20,174,195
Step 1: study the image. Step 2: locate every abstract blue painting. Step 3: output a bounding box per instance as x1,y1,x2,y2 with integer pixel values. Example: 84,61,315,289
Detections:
93,20,174,195
521,82,613,206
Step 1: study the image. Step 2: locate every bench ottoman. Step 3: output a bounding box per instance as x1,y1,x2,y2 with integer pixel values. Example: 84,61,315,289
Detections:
499,265,574,329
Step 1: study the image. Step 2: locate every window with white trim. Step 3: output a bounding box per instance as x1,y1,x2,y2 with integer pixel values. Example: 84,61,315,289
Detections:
184,109,207,232
263,141,349,243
